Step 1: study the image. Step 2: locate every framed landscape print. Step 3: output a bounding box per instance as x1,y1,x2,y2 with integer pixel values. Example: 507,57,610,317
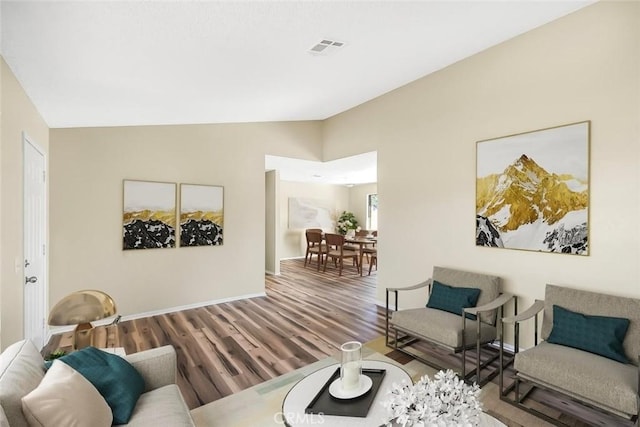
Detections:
123,180,176,250
476,121,590,255
180,184,224,247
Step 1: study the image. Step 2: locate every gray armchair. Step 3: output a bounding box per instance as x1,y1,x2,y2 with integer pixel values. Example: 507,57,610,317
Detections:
499,284,640,426
386,266,515,386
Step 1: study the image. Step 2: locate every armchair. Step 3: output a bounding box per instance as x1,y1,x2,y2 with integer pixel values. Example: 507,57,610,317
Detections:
386,266,515,386
499,284,640,426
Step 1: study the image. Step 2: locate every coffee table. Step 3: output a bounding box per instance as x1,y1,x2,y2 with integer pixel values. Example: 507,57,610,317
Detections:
281,360,409,426
190,348,508,427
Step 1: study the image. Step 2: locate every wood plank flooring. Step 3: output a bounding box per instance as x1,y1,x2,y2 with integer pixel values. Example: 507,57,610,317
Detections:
43,258,385,409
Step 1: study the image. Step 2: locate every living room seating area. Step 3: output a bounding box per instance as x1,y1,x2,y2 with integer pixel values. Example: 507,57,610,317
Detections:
7,260,632,426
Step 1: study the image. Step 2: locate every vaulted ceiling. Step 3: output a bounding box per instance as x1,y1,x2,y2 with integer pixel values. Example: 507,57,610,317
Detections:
1,1,594,129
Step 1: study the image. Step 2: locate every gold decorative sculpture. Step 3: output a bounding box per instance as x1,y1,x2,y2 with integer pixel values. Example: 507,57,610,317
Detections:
48,290,117,350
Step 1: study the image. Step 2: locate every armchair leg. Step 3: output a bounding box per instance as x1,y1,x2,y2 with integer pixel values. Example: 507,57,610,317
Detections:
476,317,481,386
462,316,466,380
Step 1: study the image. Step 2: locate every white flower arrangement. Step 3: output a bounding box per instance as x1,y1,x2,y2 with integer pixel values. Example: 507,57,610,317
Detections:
336,211,359,235
382,370,482,427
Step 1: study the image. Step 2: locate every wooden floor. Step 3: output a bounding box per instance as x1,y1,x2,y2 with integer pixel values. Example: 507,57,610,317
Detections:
44,258,385,410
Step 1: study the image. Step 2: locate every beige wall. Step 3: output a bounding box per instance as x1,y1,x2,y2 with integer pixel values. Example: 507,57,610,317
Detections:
48,122,322,330
278,181,349,259
0,58,50,349
349,183,377,231
323,0,640,339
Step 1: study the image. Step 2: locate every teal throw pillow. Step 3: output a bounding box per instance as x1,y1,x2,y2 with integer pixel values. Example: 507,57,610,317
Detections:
547,305,630,364
426,280,481,320
53,346,145,424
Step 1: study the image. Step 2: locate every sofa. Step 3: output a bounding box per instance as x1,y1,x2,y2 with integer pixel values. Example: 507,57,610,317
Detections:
0,340,195,427
500,284,639,426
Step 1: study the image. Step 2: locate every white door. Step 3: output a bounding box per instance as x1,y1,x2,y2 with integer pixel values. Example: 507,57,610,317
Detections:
23,134,47,349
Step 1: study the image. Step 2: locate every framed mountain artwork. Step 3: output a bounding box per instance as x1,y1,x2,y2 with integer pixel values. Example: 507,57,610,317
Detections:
123,180,176,250
476,121,590,255
179,184,224,247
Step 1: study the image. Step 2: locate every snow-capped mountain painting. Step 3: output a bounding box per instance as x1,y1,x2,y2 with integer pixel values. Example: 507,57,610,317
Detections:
476,122,590,255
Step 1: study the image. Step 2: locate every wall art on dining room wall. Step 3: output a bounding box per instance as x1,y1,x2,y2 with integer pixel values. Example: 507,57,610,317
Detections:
180,184,224,247
123,180,176,250
288,197,334,230
476,121,590,255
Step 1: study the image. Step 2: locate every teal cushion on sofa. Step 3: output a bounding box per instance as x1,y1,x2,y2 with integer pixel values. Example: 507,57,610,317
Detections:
547,305,630,364
426,280,481,320
52,346,145,424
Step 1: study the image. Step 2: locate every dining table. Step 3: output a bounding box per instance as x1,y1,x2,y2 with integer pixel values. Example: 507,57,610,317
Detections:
344,236,377,276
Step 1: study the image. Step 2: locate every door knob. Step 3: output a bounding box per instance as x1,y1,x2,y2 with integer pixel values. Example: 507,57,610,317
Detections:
25,276,38,284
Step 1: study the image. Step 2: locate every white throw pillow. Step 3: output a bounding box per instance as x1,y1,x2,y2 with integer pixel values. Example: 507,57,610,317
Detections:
21,360,112,427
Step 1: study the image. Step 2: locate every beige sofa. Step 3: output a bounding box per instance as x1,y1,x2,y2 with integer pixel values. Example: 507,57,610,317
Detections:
500,284,639,425
0,340,195,427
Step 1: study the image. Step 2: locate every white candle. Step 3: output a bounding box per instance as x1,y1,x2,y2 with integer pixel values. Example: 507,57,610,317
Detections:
341,361,361,391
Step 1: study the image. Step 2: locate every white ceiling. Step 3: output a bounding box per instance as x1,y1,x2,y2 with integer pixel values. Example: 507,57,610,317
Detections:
0,1,594,129
266,152,377,185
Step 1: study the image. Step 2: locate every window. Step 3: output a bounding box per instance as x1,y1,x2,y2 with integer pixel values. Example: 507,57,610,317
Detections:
367,193,378,230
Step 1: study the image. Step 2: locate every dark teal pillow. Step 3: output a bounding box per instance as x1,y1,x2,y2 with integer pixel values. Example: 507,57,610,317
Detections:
547,305,630,364
53,346,145,424
426,280,481,320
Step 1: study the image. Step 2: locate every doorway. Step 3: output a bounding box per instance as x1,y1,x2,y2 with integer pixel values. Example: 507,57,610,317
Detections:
23,134,47,349
264,152,377,271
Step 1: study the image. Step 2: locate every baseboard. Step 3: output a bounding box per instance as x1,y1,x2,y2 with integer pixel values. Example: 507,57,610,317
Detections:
265,270,280,276
46,292,267,341
489,340,516,354
376,299,396,311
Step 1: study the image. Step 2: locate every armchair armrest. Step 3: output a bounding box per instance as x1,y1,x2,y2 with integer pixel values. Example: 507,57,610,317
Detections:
124,345,177,392
502,300,544,324
464,293,514,315
386,279,432,292
385,279,432,344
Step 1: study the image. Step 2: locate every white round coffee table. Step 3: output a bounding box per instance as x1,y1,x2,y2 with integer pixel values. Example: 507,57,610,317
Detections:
281,359,507,427
281,360,410,427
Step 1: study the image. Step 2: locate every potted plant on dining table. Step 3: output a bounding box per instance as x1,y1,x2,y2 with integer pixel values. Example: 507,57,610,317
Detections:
336,211,360,238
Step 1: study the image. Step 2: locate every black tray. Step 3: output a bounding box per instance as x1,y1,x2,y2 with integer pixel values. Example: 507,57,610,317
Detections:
305,367,386,417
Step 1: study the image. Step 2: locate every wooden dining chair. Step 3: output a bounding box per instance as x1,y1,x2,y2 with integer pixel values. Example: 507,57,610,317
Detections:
368,249,377,275
358,230,376,264
323,233,360,276
304,230,325,271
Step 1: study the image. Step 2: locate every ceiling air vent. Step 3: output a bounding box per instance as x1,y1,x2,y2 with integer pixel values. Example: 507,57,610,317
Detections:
308,39,345,56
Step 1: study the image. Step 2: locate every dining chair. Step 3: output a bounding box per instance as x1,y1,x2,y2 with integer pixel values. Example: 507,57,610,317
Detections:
345,230,368,251
304,230,325,271
359,230,376,264
323,233,360,276
367,249,377,275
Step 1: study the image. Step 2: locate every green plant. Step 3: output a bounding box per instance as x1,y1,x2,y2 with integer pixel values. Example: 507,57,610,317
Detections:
336,211,359,235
